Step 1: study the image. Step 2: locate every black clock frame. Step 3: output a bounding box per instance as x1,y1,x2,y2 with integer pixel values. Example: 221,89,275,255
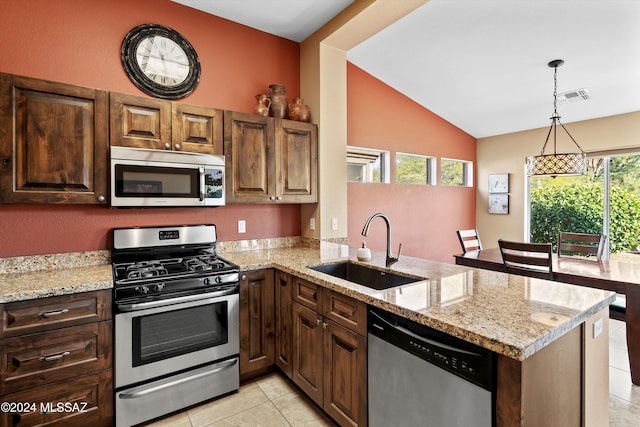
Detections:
121,24,201,100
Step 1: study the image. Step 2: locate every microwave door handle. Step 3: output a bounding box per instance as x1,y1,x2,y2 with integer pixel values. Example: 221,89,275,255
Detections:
199,167,205,201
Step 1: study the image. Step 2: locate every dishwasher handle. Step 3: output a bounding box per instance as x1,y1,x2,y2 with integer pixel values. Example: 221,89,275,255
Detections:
369,309,481,357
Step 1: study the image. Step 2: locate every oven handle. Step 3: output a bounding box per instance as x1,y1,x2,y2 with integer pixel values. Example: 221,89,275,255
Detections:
118,358,238,400
116,289,235,312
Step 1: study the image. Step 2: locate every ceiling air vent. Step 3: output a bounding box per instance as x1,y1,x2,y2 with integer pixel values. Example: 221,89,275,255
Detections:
557,88,590,104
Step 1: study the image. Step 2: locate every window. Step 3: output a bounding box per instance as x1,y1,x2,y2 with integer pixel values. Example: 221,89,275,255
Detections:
396,152,436,185
527,151,640,264
441,158,473,187
346,147,390,183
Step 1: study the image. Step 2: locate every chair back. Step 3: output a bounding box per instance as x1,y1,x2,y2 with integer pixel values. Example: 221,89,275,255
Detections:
457,229,482,253
498,239,553,280
557,232,606,260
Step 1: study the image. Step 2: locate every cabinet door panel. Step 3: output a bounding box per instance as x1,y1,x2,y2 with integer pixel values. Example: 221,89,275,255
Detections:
109,92,171,150
1,321,112,395
239,270,275,378
275,271,293,378
276,119,317,203
292,276,323,312
224,111,275,203
0,73,108,204
292,302,323,405
0,290,111,339
323,320,367,427
172,103,223,154
0,370,113,427
323,290,367,336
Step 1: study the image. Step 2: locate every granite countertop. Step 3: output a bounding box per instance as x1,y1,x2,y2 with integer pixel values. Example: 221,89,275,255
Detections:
219,244,615,361
0,251,113,303
0,244,615,362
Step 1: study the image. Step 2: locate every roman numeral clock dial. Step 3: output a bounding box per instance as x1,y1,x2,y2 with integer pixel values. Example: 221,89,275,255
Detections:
121,24,200,99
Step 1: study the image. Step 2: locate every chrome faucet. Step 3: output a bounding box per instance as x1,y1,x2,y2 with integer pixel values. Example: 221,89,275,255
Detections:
361,212,402,267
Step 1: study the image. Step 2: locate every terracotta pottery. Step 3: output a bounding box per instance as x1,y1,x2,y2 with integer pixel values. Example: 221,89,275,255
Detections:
288,97,310,122
254,94,271,116
267,84,287,118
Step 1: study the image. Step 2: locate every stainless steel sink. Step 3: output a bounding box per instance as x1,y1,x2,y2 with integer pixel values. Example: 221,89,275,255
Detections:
308,261,421,290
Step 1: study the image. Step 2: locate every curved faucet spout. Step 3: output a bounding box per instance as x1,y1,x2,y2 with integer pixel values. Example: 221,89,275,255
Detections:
361,212,402,267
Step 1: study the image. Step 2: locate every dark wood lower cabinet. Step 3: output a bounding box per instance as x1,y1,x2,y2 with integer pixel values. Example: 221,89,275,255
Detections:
292,299,367,427
0,290,113,426
323,320,367,427
275,270,293,378
0,370,113,427
292,302,325,403
239,269,275,380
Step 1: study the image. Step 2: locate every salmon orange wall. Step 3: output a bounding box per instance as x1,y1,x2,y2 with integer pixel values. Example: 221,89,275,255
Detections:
347,63,476,263
0,0,301,257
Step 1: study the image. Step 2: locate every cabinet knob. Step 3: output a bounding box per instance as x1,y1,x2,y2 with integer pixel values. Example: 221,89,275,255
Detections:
276,196,282,200
269,196,275,201
322,322,328,329
97,195,105,202
164,143,171,149
241,274,247,281
174,143,181,150
316,318,321,325
2,158,10,166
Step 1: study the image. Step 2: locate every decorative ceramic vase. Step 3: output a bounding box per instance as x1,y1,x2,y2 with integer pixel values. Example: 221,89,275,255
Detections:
267,84,287,118
287,97,310,122
254,94,271,117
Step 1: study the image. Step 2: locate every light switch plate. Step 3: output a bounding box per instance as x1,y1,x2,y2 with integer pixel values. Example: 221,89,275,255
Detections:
310,218,315,230
238,220,246,234
593,317,603,338
331,217,338,231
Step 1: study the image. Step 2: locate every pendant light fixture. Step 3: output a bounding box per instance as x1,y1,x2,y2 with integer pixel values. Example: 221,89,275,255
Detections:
526,59,586,177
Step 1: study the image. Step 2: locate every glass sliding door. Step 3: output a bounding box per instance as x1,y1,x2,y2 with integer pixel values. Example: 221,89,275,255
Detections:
527,152,640,265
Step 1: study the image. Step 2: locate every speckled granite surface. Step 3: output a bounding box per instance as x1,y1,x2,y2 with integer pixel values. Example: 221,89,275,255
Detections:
0,250,113,303
219,243,615,361
0,242,614,362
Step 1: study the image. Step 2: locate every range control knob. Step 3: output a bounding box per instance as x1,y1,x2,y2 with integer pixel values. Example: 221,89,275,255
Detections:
154,283,165,293
136,285,150,295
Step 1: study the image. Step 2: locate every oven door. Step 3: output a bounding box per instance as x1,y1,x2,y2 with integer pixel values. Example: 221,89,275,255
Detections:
115,291,239,388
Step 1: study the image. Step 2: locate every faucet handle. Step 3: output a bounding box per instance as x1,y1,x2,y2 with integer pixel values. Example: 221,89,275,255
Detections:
396,243,402,259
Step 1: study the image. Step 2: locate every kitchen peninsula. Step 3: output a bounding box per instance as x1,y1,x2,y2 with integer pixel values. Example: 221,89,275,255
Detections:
0,244,614,426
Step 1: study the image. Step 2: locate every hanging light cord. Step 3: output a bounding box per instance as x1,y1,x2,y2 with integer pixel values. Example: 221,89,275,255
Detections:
538,64,585,156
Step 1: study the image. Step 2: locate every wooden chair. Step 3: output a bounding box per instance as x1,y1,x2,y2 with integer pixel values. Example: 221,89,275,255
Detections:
498,239,553,280
557,232,606,260
457,229,482,253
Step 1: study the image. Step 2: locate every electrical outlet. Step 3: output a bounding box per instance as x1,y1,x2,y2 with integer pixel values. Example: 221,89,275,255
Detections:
593,317,603,338
331,217,338,231
309,218,315,231
238,220,246,234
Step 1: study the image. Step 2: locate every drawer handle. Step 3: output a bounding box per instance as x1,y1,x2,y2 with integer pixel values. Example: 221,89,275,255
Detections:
39,351,70,362
39,308,70,318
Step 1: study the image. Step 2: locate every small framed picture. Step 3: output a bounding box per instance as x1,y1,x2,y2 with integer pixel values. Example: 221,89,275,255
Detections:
488,173,509,193
489,194,509,214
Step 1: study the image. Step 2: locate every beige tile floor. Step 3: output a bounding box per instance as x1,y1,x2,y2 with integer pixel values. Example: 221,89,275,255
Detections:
147,319,640,426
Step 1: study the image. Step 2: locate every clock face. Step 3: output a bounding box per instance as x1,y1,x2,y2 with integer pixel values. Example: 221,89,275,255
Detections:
121,24,200,99
135,36,189,87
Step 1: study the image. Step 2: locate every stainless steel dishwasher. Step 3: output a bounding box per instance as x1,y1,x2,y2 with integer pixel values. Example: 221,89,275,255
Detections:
368,307,495,427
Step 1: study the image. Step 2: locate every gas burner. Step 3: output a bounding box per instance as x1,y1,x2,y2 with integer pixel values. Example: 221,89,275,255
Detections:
125,262,169,279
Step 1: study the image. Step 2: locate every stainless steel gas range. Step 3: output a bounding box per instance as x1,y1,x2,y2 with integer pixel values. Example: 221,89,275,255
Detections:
111,224,239,427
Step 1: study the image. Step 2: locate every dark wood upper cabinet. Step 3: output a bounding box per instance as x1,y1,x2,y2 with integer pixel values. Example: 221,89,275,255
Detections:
224,111,317,204
0,73,109,204
110,92,222,154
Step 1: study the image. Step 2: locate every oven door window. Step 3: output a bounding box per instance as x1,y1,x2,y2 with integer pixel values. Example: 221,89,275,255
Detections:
115,164,199,198
132,301,228,366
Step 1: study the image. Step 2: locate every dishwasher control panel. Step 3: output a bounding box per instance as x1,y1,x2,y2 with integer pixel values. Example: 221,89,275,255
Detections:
368,307,495,391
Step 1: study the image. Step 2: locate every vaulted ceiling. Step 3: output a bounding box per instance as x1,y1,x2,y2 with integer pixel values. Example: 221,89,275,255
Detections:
174,0,640,138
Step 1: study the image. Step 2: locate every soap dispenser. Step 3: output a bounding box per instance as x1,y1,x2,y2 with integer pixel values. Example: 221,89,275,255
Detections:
357,242,371,261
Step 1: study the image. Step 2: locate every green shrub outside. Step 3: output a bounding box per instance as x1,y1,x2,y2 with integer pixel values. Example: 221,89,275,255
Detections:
530,183,640,253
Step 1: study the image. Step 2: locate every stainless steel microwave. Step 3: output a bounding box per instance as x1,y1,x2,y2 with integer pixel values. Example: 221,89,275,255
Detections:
110,146,225,207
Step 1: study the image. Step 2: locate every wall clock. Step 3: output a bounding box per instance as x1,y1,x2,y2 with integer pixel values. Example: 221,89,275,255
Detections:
121,24,200,100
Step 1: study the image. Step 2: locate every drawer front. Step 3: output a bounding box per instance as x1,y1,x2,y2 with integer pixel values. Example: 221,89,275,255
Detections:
1,322,112,395
0,369,113,427
1,290,111,338
323,290,367,336
292,277,323,312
